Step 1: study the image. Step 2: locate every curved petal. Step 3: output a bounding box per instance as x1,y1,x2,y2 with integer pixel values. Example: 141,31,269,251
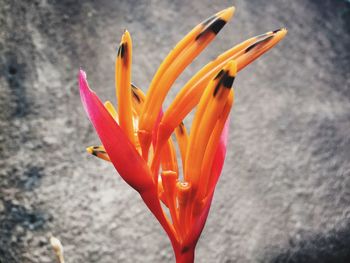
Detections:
208,117,230,194
138,7,235,157
79,70,153,193
184,118,230,248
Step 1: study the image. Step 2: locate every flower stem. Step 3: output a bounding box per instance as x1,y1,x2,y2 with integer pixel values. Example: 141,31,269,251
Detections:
175,247,195,263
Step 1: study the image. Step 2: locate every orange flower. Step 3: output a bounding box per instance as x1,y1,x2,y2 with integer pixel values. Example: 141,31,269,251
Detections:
79,6,286,263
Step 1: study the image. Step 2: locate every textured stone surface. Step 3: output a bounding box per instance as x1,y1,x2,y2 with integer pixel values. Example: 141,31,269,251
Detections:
0,0,349,262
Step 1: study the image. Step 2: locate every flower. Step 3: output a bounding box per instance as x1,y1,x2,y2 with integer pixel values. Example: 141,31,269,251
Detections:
79,6,286,263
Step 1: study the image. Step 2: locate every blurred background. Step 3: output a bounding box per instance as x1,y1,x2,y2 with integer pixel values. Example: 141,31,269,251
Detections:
0,0,349,262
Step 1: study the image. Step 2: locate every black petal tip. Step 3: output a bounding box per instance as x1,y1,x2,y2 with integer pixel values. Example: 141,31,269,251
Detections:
196,18,226,40
178,122,185,135
118,43,126,58
214,69,224,80
213,71,235,97
222,74,235,88
132,89,141,103
272,28,282,34
244,35,273,53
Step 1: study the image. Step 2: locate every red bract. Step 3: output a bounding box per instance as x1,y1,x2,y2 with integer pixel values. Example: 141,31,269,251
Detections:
79,6,286,263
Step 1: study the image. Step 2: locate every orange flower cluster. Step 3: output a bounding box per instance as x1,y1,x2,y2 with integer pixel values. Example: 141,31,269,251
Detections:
79,6,286,262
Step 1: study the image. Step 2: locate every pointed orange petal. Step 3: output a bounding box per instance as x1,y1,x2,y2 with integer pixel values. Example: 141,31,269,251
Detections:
138,7,235,157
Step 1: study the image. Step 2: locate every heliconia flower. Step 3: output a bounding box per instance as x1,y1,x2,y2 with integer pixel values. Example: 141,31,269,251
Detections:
79,6,286,263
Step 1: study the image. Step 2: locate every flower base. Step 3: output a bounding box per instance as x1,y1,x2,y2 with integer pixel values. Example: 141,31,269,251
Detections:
175,247,195,263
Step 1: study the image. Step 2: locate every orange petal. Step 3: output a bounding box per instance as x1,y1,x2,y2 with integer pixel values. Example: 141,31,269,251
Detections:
138,7,235,157
159,29,287,143
86,145,111,162
116,30,135,145
185,61,236,192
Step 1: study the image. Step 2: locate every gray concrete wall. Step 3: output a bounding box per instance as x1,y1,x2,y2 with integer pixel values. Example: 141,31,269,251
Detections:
0,0,349,262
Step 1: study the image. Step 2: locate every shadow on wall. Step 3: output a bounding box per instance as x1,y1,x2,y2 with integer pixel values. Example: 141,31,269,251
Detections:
270,1,350,262
0,166,52,263
270,221,350,263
